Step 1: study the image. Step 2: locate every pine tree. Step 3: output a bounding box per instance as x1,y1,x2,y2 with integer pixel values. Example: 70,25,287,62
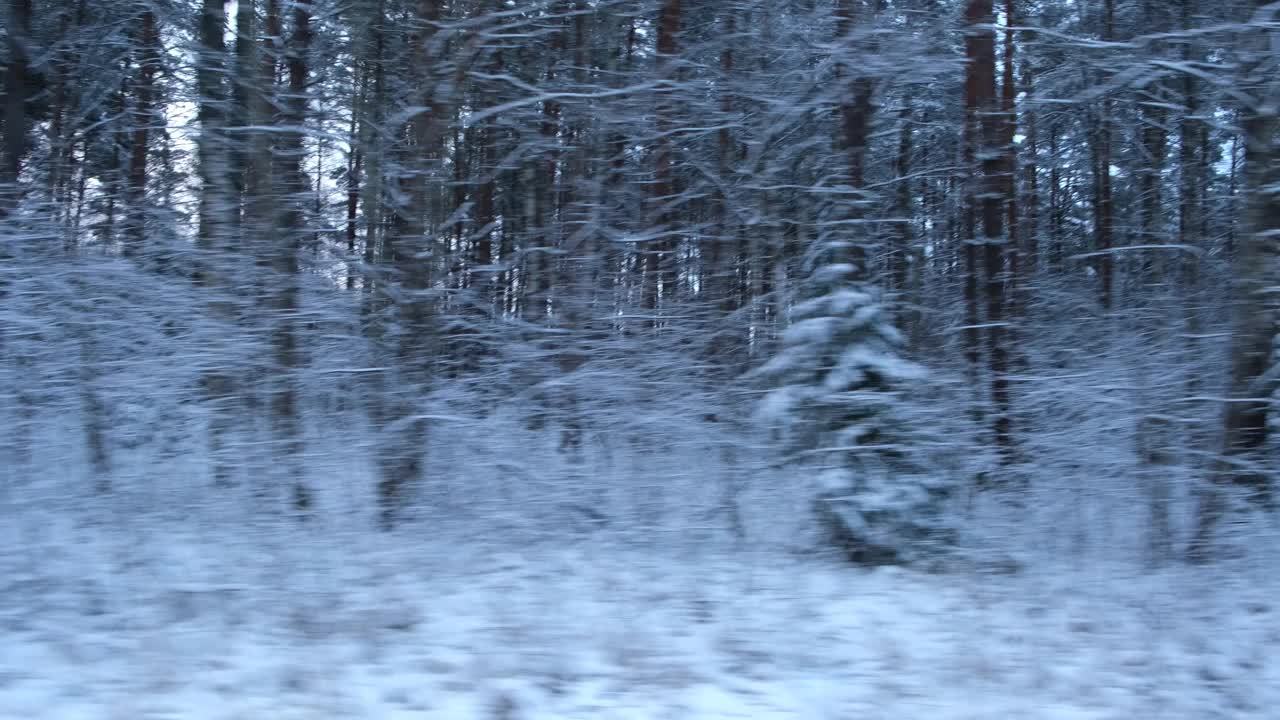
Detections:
754,240,954,565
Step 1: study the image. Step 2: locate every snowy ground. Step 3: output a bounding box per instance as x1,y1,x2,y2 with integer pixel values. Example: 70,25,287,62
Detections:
2,510,1278,720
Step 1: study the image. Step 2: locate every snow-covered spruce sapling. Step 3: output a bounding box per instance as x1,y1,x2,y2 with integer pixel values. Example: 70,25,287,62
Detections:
753,249,955,565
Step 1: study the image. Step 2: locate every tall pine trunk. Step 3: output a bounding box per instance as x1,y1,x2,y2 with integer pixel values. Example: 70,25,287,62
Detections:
1188,0,1280,561
965,0,1014,464
1094,0,1115,311
196,0,238,487
378,0,445,527
269,0,314,511
643,0,681,328
1,0,33,216
123,8,159,257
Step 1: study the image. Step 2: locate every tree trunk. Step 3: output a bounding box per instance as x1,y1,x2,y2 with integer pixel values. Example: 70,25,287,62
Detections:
378,0,445,528
1001,0,1019,288
196,0,238,487
1022,48,1039,276
77,319,111,492
269,0,314,511
1094,0,1115,311
360,0,388,300
706,8,745,368
46,6,77,229
1048,120,1062,269
124,8,160,257
1217,101,1279,460
1188,3,1280,561
345,71,363,291
966,0,1013,463
1,0,33,216
892,101,913,301
474,123,496,275
1138,5,1168,285
197,0,229,255
643,0,681,328
960,8,984,393
244,0,277,270
525,30,563,326
240,0,283,501
834,0,877,285
229,0,256,218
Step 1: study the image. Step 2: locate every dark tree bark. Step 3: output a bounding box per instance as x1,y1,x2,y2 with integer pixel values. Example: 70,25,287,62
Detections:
1178,0,1206,289
1001,0,1020,310
1216,111,1279,460
244,0,278,263
1094,0,1115,310
705,7,746,368
892,100,913,297
196,0,237,487
123,8,160,257
269,0,315,511
197,0,229,254
1047,119,1064,269
1188,0,1280,561
360,0,388,297
229,0,257,214
378,0,445,528
525,12,566,325
642,0,681,327
960,3,984,391
965,0,1013,463
835,0,875,199
345,69,363,291
1022,45,1039,276
239,0,287,501
1138,0,1169,283
831,0,878,317
1,0,34,216
46,4,81,228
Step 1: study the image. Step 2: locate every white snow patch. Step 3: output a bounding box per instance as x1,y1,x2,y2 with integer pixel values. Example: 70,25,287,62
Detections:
1,515,1276,719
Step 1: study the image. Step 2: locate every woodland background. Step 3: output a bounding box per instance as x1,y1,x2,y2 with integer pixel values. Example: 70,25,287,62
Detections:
1,1,1279,713
2,0,1278,554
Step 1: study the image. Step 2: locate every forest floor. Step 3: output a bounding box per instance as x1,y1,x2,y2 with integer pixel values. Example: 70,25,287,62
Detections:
1,511,1277,720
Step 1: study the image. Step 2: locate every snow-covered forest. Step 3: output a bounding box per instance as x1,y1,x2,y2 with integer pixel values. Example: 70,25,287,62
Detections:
2,0,1278,716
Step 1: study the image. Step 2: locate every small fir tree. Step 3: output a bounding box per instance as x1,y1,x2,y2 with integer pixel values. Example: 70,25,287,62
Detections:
754,241,955,564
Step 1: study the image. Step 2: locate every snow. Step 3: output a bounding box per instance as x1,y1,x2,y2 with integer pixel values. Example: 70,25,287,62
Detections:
2,513,1277,719
0,253,1273,719
780,316,840,346
791,288,875,319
